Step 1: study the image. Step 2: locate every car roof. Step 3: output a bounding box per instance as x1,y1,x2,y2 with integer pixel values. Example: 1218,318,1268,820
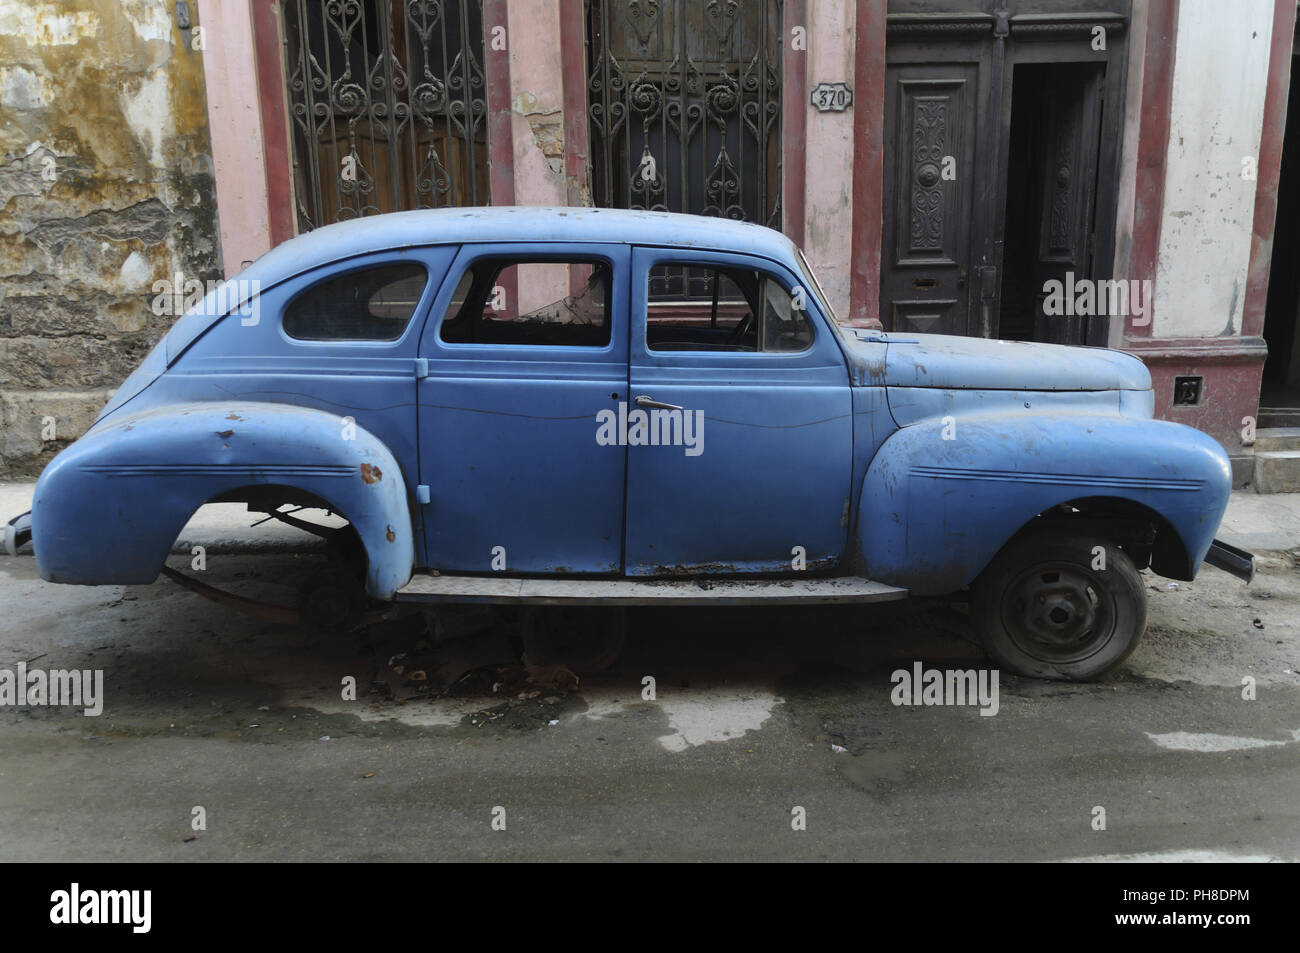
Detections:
234,207,799,287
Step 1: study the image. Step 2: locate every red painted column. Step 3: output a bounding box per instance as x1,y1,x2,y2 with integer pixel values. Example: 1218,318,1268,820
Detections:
559,0,590,210
1125,0,1180,340
250,0,296,246
481,0,516,310
782,0,807,247
483,0,515,208
848,0,886,329
560,0,591,297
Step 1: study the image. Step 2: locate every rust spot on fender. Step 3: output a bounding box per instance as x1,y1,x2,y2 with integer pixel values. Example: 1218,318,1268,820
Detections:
226,412,244,421
385,525,396,543
361,463,383,484
216,430,234,438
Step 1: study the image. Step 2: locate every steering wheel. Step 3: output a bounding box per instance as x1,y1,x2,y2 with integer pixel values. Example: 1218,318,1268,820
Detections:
728,312,754,344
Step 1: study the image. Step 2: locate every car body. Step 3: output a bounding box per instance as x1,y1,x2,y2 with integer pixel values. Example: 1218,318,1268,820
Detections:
26,207,1242,678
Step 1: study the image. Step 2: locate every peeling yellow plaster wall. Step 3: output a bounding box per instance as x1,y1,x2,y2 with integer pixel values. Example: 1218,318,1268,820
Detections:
0,0,219,475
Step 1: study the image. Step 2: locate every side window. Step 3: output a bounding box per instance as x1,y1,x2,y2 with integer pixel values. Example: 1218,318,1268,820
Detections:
439,258,611,347
283,262,427,341
646,263,812,353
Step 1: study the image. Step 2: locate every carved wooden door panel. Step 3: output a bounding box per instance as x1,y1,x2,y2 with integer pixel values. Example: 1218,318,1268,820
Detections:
880,48,995,337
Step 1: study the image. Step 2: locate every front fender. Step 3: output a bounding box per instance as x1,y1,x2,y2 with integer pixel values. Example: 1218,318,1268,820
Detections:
859,411,1232,594
32,402,414,599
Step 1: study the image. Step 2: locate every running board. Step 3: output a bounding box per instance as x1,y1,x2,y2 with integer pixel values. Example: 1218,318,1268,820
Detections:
395,574,910,606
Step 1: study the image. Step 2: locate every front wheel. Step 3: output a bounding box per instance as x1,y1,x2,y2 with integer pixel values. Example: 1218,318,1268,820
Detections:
970,531,1146,680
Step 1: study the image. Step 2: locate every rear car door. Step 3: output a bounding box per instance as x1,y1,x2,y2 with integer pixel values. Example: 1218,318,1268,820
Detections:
416,243,630,574
625,247,853,575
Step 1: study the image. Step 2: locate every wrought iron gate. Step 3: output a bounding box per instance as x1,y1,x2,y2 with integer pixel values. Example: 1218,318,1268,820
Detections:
282,0,489,231
587,0,783,232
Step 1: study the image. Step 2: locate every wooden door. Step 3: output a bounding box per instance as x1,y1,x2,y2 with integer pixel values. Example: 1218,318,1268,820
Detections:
881,59,986,336
881,1,1130,343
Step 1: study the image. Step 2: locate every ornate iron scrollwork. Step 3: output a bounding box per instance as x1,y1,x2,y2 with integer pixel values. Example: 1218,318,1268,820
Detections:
588,0,783,231
282,0,489,231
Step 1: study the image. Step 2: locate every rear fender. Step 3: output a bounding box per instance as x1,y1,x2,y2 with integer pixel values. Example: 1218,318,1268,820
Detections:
32,402,414,599
859,412,1232,594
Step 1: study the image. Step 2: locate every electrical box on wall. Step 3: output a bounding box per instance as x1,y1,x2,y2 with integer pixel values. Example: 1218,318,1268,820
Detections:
1173,376,1203,406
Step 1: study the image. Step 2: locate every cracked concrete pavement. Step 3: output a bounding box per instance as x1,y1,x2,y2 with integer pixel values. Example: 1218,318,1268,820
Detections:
1,484,1298,861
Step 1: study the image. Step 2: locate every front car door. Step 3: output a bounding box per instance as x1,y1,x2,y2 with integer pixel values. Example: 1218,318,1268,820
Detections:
624,247,853,576
416,243,630,574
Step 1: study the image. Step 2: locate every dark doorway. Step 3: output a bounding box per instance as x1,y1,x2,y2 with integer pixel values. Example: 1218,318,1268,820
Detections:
880,1,1129,341
1261,43,1300,412
999,61,1106,343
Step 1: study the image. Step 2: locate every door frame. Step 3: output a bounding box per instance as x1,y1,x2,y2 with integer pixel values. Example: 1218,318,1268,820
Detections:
883,1,1132,342
623,244,855,576
414,241,632,574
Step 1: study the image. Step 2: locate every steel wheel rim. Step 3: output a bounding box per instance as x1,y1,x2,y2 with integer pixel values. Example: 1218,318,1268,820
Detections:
1000,561,1118,664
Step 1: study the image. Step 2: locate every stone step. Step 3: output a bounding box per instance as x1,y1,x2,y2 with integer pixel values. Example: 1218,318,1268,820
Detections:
1258,408,1300,429
1253,449,1300,494
1252,427,1300,452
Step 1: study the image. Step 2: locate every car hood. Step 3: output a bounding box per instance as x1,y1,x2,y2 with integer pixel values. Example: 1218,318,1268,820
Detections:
843,330,1152,391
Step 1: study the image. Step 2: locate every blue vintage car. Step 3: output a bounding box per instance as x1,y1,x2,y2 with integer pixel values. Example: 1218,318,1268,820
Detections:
17,207,1248,679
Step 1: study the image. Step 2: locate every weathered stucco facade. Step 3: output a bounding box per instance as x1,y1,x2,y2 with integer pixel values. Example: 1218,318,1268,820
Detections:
2,0,1298,487
0,0,219,475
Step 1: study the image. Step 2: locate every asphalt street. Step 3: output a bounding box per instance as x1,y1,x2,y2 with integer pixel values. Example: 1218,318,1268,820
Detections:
1,500,1297,862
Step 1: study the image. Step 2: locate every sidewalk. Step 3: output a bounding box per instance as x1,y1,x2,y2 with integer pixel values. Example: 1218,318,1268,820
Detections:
1214,493,1300,558
4,480,1297,559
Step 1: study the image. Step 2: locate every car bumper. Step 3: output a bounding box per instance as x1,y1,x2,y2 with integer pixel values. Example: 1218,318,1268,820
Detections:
4,511,32,556
1203,538,1255,583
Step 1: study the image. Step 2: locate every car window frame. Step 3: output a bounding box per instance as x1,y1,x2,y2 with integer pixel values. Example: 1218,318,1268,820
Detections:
630,246,842,370
274,251,443,351
423,243,626,363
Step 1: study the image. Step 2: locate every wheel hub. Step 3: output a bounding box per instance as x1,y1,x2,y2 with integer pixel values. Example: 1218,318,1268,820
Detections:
1005,564,1114,662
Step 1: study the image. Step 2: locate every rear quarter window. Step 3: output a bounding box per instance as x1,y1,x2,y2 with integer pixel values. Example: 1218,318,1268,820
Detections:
283,262,428,341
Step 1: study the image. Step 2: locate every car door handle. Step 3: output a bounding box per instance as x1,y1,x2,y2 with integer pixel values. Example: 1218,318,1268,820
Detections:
634,395,682,411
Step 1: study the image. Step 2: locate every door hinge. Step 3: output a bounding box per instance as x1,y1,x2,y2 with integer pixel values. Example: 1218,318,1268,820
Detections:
416,484,431,505
414,358,428,380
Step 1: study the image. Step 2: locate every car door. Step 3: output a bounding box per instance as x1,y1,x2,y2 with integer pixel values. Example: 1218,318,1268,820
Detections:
416,243,629,574
625,246,853,576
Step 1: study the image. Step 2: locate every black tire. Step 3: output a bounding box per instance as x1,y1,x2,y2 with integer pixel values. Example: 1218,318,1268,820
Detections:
970,530,1146,680
520,606,627,675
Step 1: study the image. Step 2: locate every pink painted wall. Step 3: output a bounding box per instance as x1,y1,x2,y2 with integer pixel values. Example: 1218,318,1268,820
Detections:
199,0,271,276
505,0,568,311
801,2,857,319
